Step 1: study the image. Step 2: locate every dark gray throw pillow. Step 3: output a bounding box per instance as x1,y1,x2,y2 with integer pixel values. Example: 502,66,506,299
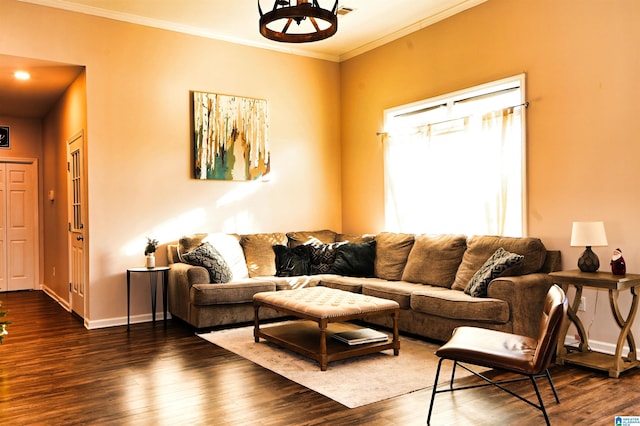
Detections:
273,244,311,277
329,240,376,277
182,242,232,283
308,241,345,274
464,247,524,297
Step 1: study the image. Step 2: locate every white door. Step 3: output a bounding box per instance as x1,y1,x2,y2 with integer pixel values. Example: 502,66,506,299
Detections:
0,161,38,291
68,131,87,319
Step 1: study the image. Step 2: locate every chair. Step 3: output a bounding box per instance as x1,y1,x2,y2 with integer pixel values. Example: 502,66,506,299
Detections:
426,284,568,425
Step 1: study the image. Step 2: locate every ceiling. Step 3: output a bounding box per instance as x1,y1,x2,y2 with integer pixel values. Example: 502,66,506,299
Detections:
3,0,485,119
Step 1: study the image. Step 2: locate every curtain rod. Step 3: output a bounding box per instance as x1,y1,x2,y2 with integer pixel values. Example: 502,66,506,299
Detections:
376,101,529,136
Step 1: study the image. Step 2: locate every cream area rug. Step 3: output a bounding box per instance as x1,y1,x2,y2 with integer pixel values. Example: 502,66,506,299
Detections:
197,321,472,408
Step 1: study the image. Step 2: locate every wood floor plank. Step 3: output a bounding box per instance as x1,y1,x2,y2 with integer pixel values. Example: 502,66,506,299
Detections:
0,290,639,425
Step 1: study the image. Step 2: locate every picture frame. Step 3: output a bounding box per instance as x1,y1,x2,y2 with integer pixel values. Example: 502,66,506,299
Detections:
192,91,270,181
0,126,9,149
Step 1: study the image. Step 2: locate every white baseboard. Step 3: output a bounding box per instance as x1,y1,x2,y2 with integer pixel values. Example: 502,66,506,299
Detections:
41,284,71,312
39,285,172,330
86,312,172,329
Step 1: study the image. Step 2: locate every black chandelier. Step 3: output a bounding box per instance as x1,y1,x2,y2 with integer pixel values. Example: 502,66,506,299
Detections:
258,0,339,43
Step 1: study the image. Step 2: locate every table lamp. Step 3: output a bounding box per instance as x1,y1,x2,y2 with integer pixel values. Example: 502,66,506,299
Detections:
570,221,608,272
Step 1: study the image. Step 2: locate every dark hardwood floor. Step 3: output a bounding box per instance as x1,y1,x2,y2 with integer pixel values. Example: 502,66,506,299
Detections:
0,290,639,425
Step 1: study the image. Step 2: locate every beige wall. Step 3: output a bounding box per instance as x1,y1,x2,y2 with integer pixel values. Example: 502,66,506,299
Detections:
340,0,640,349
42,70,87,311
1,0,341,326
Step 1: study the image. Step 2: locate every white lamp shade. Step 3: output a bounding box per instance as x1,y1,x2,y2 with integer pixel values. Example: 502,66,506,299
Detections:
570,221,608,247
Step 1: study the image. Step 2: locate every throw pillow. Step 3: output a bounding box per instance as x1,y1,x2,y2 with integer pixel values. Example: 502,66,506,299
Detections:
308,241,345,274
464,247,524,297
329,240,376,277
182,242,232,284
202,233,249,280
273,245,311,277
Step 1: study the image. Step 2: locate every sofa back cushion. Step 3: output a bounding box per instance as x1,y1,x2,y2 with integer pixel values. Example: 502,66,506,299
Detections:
402,234,467,288
451,235,547,291
287,229,337,248
336,233,376,244
177,233,209,262
374,232,415,281
240,233,288,277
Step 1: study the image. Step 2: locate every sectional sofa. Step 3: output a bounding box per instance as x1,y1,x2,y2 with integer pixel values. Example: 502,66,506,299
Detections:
166,230,561,341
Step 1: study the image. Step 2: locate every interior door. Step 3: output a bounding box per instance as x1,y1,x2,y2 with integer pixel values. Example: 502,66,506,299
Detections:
68,131,87,318
0,161,38,291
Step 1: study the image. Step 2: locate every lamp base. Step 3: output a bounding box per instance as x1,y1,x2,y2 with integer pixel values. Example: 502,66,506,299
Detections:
578,246,600,272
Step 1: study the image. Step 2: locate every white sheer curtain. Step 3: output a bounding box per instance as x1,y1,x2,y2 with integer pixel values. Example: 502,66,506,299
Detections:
384,105,524,237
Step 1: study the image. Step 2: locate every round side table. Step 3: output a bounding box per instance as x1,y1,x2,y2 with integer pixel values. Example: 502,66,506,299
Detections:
126,266,170,330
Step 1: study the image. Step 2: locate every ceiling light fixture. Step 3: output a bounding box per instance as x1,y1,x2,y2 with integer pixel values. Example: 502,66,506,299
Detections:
14,70,31,81
258,0,338,43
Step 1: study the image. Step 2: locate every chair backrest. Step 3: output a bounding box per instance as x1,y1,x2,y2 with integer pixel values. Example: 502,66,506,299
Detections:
531,284,568,373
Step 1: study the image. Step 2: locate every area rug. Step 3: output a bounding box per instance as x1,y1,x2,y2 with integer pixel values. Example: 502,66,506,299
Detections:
197,322,476,408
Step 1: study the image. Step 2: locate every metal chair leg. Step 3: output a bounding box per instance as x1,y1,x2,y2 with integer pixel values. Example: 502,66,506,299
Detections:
426,358,445,425
530,375,551,426
545,369,560,403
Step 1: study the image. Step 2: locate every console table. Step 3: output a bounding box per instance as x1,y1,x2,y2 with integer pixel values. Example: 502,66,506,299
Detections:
126,266,170,330
550,270,640,377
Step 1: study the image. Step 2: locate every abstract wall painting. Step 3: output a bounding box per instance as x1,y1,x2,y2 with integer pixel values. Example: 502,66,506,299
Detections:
192,91,270,181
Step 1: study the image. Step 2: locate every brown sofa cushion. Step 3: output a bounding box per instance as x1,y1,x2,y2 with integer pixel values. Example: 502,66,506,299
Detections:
177,233,208,261
191,279,276,305
452,236,547,291
362,281,429,309
401,234,467,288
287,229,337,248
411,287,510,323
374,232,415,281
240,233,288,277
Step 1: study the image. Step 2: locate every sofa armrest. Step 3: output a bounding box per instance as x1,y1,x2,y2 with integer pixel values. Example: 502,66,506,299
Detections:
168,262,210,320
487,273,553,338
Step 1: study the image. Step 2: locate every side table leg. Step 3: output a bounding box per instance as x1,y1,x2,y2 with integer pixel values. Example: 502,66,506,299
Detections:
609,288,640,377
162,270,168,326
149,272,157,324
127,270,131,331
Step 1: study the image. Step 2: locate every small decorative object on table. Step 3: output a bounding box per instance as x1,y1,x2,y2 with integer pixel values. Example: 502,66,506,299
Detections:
0,301,10,344
145,237,159,269
611,248,626,276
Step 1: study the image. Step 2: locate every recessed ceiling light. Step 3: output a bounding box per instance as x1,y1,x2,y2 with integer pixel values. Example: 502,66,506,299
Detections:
14,71,31,80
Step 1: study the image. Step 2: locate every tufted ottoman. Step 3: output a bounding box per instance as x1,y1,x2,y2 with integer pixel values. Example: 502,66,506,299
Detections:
253,286,400,370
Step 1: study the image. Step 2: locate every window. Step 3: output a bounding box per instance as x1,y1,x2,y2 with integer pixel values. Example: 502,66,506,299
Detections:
383,74,527,237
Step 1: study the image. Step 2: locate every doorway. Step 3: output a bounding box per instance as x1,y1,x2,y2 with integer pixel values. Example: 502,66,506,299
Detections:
0,159,38,291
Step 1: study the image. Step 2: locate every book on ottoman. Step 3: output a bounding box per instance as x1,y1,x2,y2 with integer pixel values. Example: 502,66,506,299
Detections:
332,328,389,345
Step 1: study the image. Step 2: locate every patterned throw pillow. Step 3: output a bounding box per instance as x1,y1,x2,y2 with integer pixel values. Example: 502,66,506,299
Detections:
308,241,345,274
273,245,311,277
464,247,524,297
182,242,232,284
